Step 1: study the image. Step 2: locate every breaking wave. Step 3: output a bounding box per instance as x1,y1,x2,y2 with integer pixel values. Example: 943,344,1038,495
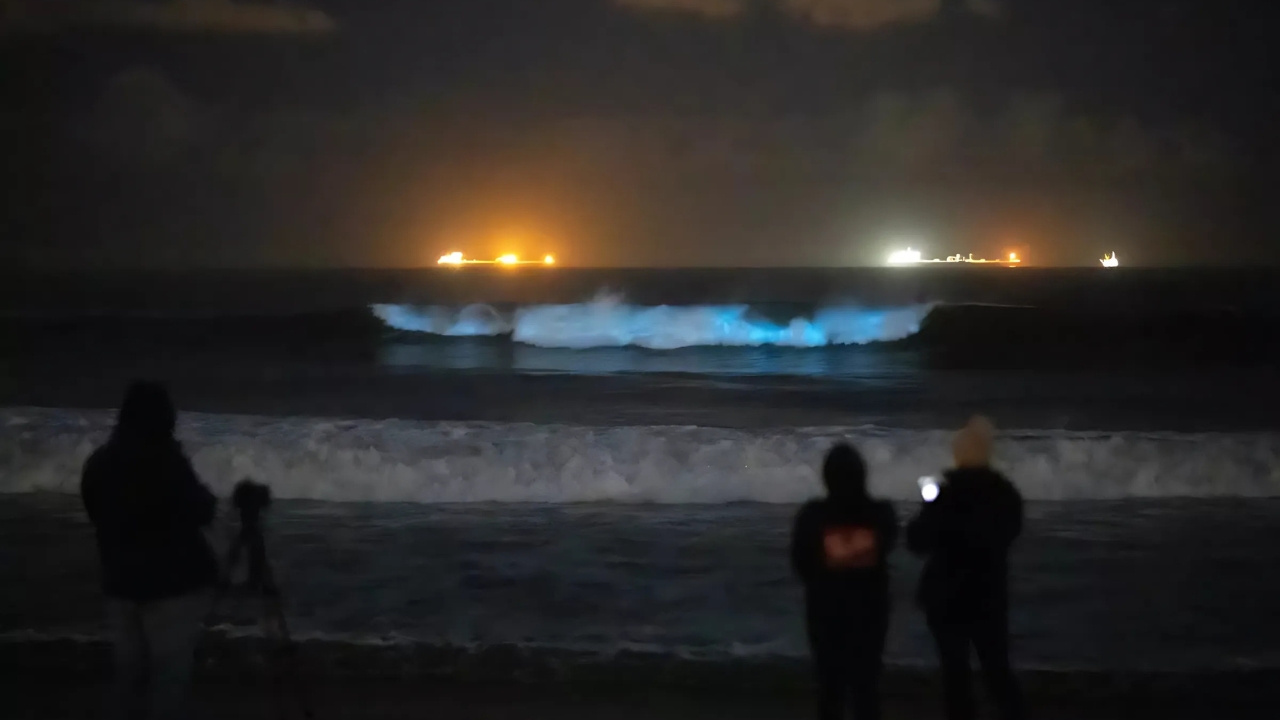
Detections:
371,298,931,349
3,409,1277,502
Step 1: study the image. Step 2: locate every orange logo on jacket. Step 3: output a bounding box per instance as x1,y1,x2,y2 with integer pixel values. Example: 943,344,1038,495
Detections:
823,526,878,569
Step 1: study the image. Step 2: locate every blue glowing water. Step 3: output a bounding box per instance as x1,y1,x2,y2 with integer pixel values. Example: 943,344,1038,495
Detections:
371,297,932,349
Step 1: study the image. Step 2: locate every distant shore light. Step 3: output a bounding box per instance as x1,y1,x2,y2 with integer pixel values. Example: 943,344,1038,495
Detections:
437,251,557,266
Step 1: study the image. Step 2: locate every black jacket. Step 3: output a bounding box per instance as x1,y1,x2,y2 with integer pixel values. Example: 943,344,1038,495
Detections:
81,437,219,603
792,497,898,620
906,467,1022,619
793,444,899,623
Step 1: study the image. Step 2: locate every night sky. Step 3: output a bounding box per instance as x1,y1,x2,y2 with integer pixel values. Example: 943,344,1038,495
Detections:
2,0,1275,268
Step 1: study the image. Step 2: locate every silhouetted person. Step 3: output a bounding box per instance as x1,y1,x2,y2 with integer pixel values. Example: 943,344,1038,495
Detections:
792,443,898,720
907,417,1026,720
81,381,218,720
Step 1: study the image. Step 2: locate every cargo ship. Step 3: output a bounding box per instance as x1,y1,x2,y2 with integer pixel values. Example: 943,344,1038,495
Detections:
886,249,1021,267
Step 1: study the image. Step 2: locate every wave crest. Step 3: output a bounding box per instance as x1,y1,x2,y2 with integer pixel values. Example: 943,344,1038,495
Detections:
4,409,1278,502
371,298,931,349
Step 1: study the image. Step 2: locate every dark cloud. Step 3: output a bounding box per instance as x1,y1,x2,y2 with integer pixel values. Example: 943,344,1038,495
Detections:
0,0,335,35
80,71,1216,184
79,67,203,167
612,0,742,20
31,69,1231,268
613,0,1001,29
535,90,1227,185
784,0,945,30
5,1,1270,267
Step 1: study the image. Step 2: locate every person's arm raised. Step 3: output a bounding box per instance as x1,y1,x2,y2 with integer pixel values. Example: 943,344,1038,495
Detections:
906,487,949,555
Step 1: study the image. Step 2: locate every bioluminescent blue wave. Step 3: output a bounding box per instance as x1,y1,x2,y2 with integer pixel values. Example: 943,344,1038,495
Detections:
371,298,931,349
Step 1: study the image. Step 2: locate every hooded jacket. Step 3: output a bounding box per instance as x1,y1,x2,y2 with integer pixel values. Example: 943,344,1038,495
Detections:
81,382,219,603
791,444,898,618
906,418,1023,618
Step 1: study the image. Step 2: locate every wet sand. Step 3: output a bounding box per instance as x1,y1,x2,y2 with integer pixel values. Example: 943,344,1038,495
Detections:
6,672,1277,720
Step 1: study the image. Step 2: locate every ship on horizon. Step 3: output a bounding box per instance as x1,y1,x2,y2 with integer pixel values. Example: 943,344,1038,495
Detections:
1100,252,1119,268
887,248,1021,267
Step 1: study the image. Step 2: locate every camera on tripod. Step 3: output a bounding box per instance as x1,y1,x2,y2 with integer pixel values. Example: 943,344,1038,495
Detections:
213,479,314,719
228,478,274,595
234,478,272,515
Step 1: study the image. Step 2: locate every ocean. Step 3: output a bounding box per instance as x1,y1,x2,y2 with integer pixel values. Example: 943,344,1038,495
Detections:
2,267,1279,692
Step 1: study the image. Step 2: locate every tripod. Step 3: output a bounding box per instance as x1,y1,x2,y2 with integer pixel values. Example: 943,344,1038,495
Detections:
208,479,314,720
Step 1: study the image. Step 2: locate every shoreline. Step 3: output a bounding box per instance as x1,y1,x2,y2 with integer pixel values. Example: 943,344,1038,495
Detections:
8,679,1260,720
4,636,1276,706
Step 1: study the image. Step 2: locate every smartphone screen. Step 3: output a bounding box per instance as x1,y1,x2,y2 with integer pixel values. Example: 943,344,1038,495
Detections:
918,476,939,502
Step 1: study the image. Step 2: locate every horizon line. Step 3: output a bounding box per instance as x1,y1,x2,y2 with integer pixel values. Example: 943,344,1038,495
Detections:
6,263,1277,273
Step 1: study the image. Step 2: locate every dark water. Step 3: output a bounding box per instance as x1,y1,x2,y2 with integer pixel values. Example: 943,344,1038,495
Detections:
5,267,1279,311
3,268,1280,431
3,495,1279,676
2,268,1279,687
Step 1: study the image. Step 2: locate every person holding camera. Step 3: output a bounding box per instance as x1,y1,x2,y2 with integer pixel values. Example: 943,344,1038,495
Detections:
907,416,1026,720
791,443,898,720
81,382,219,720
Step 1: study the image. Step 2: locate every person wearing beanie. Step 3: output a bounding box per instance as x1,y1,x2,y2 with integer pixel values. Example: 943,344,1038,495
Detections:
908,416,1026,720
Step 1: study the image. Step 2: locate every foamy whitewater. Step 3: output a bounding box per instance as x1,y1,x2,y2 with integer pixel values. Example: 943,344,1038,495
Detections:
371,298,931,349
4,408,1277,502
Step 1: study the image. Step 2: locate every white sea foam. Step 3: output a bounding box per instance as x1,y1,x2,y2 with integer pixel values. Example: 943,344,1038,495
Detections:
3,408,1277,502
371,297,931,349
